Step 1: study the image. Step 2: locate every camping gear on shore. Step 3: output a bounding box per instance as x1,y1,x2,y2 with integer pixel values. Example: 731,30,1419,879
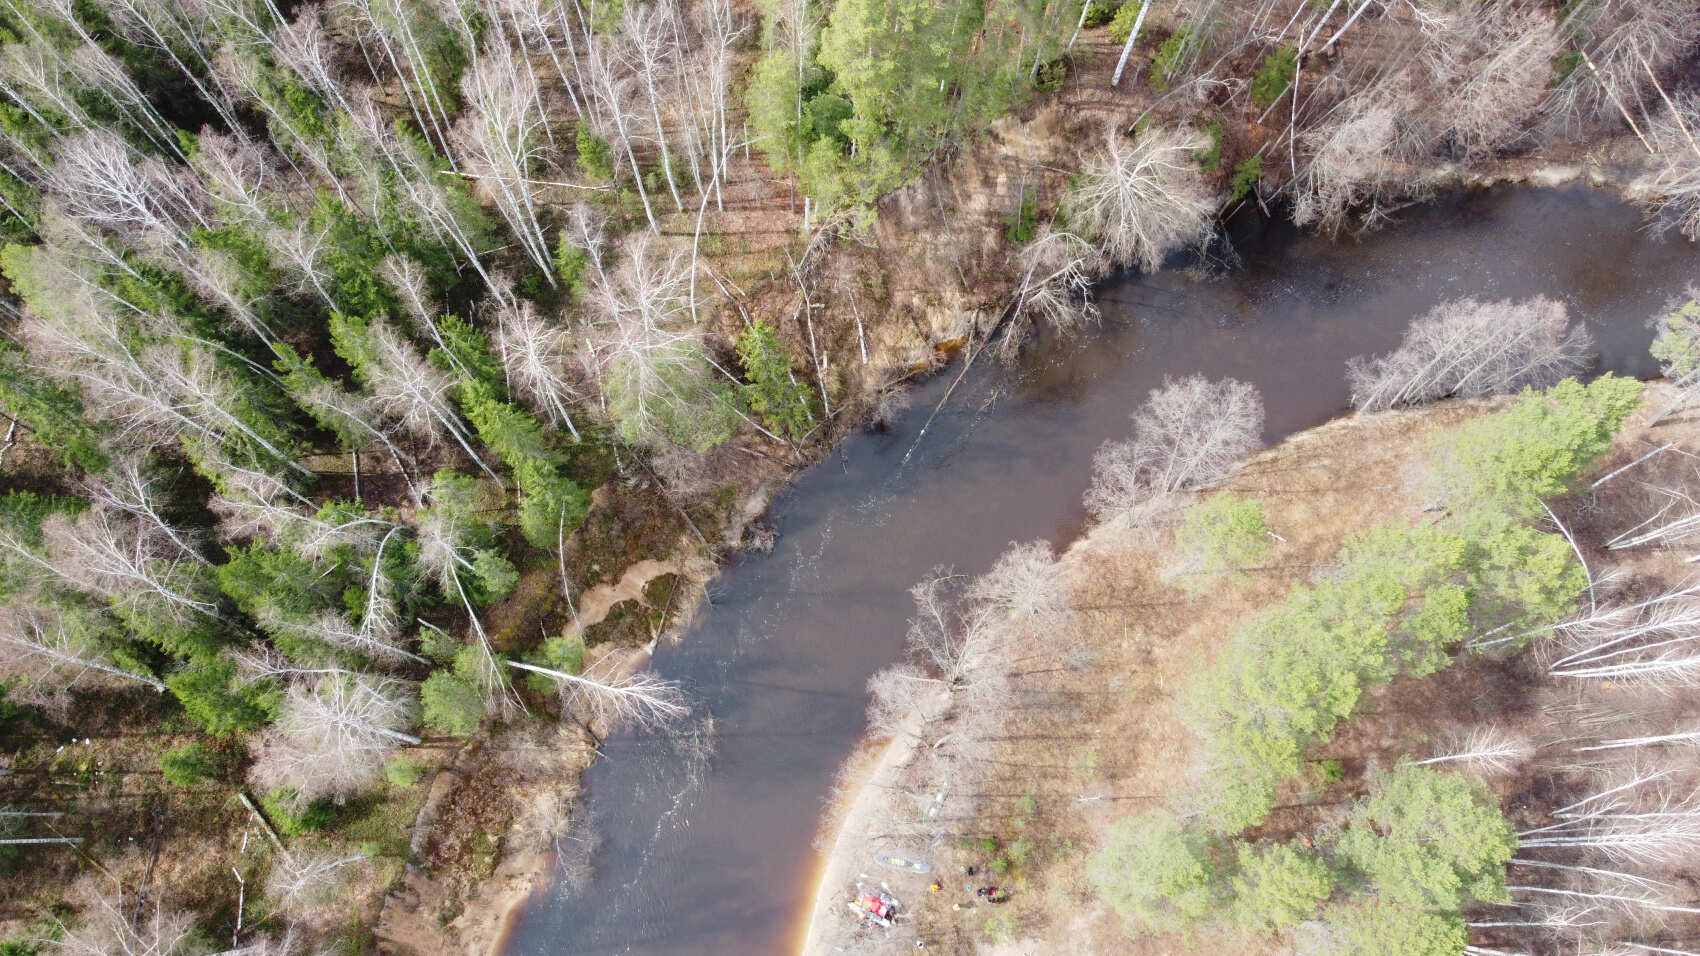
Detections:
849,888,899,927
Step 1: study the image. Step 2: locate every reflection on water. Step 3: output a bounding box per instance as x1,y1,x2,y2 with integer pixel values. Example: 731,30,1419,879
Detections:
501,187,1696,956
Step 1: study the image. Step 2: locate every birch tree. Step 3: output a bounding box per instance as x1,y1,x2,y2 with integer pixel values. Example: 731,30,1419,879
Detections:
1085,375,1264,520
583,234,736,449
249,674,421,805
1348,296,1595,411
1062,126,1215,273
453,47,555,278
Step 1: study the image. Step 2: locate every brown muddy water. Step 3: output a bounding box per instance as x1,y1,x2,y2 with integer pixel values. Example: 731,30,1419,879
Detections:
500,186,1697,955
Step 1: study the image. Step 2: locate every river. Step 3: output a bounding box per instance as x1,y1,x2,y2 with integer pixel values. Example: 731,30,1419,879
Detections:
500,185,1697,955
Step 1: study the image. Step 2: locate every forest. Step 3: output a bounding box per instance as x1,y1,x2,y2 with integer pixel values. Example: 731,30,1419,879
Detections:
0,0,1696,951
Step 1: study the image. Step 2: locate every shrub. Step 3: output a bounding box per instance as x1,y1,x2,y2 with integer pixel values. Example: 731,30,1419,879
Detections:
1082,0,1120,27
1107,2,1143,44
262,788,334,837
385,759,424,788
735,321,814,440
159,743,222,788
1230,156,1262,202
576,126,614,181
1250,46,1297,108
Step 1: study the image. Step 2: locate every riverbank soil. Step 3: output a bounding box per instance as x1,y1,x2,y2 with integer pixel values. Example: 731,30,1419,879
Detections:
806,382,1700,954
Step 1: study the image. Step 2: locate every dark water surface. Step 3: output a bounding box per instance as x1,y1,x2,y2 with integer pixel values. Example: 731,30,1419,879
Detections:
501,186,1696,955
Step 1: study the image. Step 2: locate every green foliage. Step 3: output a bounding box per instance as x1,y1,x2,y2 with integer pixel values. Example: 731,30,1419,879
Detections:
1250,46,1297,108
1169,493,1270,591
262,788,335,837
1318,898,1466,956
0,338,106,472
554,231,590,298
576,126,615,181
605,344,741,451
523,634,585,692
421,669,485,737
1421,376,1642,518
1187,521,1474,830
385,759,424,788
1230,841,1332,934
1650,294,1700,381
1149,27,1204,91
168,659,274,738
1088,812,1220,935
1230,156,1263,202
735,322,813,440
159,743,224,788
1082,0,1120,27
1035,57,1068,94
429,314,503,389
1005,188,1039,245
1198,122,1224,173
1338,765,1516,911
1107,2,1143,43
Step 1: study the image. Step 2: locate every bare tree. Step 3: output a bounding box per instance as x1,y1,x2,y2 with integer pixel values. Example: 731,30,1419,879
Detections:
1642,94,1700,241
492,292,585,440
1424,6,1561,160
1347,296,1595,411
582,234,732,449
1291,87,1420,235
249,675,421,805
50,873,199,956
0,605,165,715
40,504,220,621
266,849,368,911
1415,726,1535,778
997,227,1105,363
968,539,1075,640
1062,126,1216,273
452,45,555,277
505,657,688,735
1085,375,1265,520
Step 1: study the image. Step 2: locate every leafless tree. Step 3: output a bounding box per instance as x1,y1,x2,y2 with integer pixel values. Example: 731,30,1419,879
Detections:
1062,126,1216,273
1291,87,1421,235
0,605,166,715
1415,726,1535,778
1422,6,1561,160
1084,375,1264,520
48,130,208,250
492,291,585,440
506,657,688,735
581,234,728,448
1544,0,1700,136
452,45,555,277
249,675,421,805
346,317,497,481
266,849,368,911
1347,296,1594,411
1643,94,1700,241
40,504,219,621
997,227,1105,363
968,539,1075,640
49,873,199,956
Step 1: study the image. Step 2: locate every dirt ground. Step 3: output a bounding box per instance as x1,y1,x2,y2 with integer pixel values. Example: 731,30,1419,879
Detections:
806,381,1700,955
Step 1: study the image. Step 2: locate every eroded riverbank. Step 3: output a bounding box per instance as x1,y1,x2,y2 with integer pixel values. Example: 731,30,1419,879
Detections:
498,185,1697,956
